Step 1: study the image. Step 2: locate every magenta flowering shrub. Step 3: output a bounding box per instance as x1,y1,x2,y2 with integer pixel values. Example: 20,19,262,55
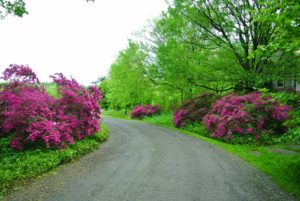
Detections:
51,73,102,139
173,93,217,128
130,104,160,119
173,109,187,127
1,64,39,84
0,87,56,150
203,92,290,142
0,64,102,150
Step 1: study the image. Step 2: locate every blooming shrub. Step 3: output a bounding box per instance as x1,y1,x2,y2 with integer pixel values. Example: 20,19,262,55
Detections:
51,73,102,139
1,64,39,84
130,104,160,119
0,64,102,150
173,93,217,128
173,109,187,128
203,92,290,143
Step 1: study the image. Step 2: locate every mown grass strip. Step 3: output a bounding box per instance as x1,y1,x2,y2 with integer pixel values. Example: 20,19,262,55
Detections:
0,124,109,199
102,109,130,119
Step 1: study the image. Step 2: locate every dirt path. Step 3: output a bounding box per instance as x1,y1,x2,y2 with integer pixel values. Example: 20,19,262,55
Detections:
5,117,294,201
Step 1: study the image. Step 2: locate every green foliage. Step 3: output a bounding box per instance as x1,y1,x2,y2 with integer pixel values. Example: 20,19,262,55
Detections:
166,0,300,90
259,90,300,143
104,0,299,112
269,92,300,108
0,0,27,19
181,123,210,137
104,1,299,113
0,124,108,197
0,0,95,19
43,82,60,98
283,109,300,144
105,41,153,112
102,109,130,119
144,112,174,127
98,77,110,110
147,13,241,95
255,0,300,58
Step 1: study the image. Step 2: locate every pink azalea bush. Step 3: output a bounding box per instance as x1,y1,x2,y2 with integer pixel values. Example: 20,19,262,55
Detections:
0,64,102,150
130,104,160,119
173,93,217,128
203,92,290,143
173,109,188,128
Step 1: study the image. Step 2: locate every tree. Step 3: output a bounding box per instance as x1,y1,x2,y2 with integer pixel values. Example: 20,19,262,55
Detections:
98,76,110,111
0,0,95,19
106,41,152,114
102,0,299,112
141,10,242,96
254,0,300,82
166,0,299,90
0,0,27,18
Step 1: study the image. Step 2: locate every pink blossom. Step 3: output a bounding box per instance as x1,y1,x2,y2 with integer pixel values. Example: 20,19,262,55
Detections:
272,105,290,121
173,109,188,128
173,93,217,128
0,65,102,150
203,91,290,142
254,135,261,141
131,105,161,119
246,127,254,134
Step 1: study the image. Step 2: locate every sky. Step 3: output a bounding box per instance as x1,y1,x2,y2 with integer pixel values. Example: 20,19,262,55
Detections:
0,0,168,85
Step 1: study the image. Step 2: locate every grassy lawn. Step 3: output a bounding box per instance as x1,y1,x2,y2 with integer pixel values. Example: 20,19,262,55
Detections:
0,124,109,199
43,83,60,98
102,109,130,119
105,110,300,200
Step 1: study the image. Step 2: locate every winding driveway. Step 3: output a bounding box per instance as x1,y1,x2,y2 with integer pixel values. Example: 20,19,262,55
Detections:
6,117,294,201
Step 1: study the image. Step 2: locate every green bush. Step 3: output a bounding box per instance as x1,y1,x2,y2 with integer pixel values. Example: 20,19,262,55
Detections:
274,93,300,143
260,90,300,143
181,123,210,137
282,110,300,143
269,92,300,107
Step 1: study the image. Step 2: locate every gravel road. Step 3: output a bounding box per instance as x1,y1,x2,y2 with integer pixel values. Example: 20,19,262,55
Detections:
5,117,295,201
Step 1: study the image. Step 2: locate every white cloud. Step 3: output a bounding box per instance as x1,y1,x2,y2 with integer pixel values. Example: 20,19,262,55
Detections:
0,0,167,85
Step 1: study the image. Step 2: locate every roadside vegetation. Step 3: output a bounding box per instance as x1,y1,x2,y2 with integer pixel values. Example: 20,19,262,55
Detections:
0,125,108,199
100,0,300,199
1,0,299,199
0,65,107,198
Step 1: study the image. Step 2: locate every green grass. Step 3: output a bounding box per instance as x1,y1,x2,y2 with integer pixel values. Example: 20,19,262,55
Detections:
43,83,60,98
144,112,174,127
105,110,300,200
102,109,130,119
0,124,109,199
